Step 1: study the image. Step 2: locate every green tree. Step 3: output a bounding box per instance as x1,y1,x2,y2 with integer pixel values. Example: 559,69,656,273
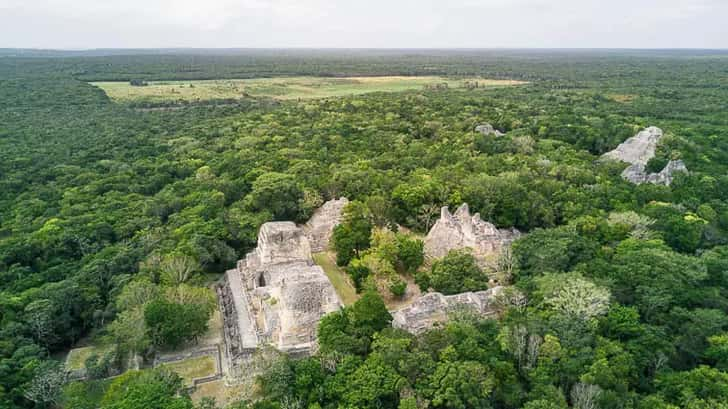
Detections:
245,172,303,221
396,234,424,274
318,291,391,356
144,300,209,348
599,304,643,340
343,354,404,408
332,201,373,266
655,366,728,408
423,360,494,409
706,333,728,370
512,225,597,278
418,250,488,294
348,291,393,338
100,368,194,409
346,258,371,292
22,360,68,408
108,308,151,357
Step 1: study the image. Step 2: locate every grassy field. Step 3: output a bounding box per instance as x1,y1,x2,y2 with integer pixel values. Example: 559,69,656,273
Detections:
159,355,217,385
313,252,359,305
65,345,111,370
92,76,526,103
191,379,251,406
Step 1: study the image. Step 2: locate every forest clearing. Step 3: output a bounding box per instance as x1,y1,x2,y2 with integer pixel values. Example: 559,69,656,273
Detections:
92,76,526,103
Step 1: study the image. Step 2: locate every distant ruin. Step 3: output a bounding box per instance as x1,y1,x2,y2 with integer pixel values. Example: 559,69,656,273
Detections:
392,287,504,334
475,123,505,137
424,203,520,263
602,126,688,186
217,199,347,377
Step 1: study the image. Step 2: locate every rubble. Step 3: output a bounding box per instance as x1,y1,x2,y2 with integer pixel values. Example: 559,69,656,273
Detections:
303,197,349,252
475,123,505,137
392,287,504,334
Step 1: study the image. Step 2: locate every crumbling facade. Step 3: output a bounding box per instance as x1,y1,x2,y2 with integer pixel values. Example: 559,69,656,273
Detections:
424,203,520,262
217,199,347,377
303,197,349,252
475,123,505,137
392,287,504,334
602,126,688,186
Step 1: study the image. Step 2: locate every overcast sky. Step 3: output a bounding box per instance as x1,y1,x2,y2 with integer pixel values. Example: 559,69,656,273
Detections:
1,0,726,49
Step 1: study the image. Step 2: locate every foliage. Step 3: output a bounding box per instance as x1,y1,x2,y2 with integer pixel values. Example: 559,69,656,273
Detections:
3,50,728,408
424,360,494,409
345,258,371,292
144,300,210,348
100,368,194,409
84,351,117,380
388,278,407,298
22,360,68,407
318,291,392,356
418,250,488,294
332,201,373,266
245,172,304,222
535,273,611,319
395,235,425,274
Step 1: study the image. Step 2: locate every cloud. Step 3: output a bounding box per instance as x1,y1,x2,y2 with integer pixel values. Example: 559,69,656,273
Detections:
0,0,726,48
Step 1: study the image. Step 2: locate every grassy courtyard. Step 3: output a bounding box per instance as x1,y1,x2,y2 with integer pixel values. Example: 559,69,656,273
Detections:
65,345,112,371
159,355,217,386
313,252,359,306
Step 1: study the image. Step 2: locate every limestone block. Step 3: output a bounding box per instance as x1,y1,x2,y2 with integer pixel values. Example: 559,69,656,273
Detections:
602,126,688,186
392,287,504,334
475,123,505,137
603,126,663,166
304,197,349,252
256,222,312,265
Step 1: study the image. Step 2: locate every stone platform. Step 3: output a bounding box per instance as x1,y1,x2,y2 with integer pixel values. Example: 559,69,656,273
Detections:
217,199,347,377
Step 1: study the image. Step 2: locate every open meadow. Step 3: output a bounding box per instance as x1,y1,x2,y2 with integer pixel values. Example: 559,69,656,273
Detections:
91,76,526,103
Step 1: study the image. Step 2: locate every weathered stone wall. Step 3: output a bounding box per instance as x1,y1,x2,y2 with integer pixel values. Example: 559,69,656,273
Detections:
392,286,504,334
424,203,520,262
218,215,343,378
475,123,505,137
603,126,663,166
304,197,349,252
256,222,312,266
602,126,688,186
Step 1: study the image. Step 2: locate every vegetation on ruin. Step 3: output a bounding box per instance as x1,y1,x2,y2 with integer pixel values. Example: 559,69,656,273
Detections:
312,252,359,306
2,49,728,408
159,355,217,386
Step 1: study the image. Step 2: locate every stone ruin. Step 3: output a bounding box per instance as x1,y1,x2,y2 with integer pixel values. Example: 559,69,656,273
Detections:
475,123,505,137
217,199,347,377
424,203,520,263
303,197,349,252
392,287,504,334
602,126,688,186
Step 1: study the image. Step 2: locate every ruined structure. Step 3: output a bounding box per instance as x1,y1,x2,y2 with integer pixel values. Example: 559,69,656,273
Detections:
392,287,504,334
475,123,505,137
424,203,520,262
602,126,688,185
303,197,349,252
217,217,343,377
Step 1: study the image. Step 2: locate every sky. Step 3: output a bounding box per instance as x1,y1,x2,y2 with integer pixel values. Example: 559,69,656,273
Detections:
1,0,727,49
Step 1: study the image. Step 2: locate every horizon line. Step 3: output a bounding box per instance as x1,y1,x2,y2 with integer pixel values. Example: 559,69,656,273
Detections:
3,46,728,52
